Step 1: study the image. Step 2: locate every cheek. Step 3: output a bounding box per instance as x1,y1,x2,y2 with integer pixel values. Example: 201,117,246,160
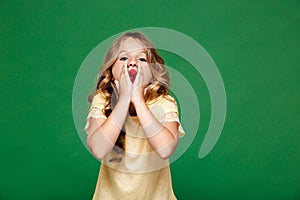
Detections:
112,63,122,80
143,66,152,83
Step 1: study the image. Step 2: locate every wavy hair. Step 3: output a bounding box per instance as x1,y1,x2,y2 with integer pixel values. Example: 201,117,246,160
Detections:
89,32,171,161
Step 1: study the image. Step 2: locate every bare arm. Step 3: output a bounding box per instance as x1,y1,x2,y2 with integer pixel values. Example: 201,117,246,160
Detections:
86,64,132,160
86,98,130,160
134,101,179,159
131,66,179,159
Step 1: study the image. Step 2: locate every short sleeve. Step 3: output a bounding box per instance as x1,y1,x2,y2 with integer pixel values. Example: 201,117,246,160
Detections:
84,93,107,134
151,96,185,138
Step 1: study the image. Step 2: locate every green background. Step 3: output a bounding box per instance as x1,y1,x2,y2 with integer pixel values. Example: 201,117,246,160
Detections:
1,0,299,199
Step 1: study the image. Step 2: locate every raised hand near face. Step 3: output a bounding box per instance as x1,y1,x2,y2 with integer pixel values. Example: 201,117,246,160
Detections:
114,63,133,102
131,63,146,105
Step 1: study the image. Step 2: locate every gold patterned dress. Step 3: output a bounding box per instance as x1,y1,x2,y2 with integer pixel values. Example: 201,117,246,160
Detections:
85,93,185,200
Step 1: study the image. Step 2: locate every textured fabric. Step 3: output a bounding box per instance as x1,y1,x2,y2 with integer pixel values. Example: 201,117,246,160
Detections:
85,93,185,200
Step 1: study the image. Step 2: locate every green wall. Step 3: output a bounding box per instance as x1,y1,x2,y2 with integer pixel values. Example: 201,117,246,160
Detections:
1,0,299,199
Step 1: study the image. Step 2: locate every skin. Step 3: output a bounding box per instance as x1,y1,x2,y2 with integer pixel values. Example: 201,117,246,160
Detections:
87,38,179,160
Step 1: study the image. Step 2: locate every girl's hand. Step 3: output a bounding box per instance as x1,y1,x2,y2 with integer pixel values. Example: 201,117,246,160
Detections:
115,63,132,102
131,63,145,105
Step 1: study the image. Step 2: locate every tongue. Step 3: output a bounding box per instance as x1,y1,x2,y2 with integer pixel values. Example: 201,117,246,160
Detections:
128,69,137,83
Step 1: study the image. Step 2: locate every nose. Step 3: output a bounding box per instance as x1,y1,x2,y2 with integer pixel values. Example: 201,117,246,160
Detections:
128,58,137,67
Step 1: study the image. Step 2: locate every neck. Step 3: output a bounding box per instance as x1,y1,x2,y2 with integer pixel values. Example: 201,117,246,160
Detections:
129,103,137,116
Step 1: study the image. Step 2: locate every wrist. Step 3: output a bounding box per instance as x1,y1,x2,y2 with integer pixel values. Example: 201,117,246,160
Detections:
118,96,131,105
132,98,146,107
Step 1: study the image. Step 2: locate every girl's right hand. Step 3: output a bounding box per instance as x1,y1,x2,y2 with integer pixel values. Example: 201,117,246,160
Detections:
115,63,132,102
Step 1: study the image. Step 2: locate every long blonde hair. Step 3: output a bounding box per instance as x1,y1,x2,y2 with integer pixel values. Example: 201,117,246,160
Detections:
89,32,171,161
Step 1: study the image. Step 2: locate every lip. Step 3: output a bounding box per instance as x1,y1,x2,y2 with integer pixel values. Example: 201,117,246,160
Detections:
128,68,137,83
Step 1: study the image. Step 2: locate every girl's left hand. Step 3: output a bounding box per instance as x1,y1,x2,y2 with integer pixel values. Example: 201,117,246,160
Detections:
131,63,145,105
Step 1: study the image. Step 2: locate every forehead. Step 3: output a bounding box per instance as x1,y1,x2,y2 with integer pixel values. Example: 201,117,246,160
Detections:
119,38,146,54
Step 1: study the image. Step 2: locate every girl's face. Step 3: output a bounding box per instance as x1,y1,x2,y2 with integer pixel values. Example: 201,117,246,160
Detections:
112,38,152,84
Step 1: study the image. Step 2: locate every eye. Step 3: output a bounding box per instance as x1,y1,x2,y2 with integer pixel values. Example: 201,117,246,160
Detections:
120,57,128,61
138,58,147,62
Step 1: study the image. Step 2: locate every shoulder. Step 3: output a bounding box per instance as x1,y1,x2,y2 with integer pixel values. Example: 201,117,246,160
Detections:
161,95,176,104
93,92,106,101
148,95,178,113
90,91,107,108
147,94,176,104
157,95,177,107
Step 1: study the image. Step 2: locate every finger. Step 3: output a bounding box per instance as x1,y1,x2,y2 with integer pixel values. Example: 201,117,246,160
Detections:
114,79,120,91
120,63,130,84
124,62,131,82
119,63,126,77
133,63,141,87
138,63,144,86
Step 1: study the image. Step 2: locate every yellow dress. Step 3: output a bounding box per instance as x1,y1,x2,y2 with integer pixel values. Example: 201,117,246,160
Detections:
85,93,185,200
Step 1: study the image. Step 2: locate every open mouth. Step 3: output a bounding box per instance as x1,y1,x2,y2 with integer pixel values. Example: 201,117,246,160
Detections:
128,69,137,83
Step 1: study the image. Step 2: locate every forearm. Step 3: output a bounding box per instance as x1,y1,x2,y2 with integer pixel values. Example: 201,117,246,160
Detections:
87,98,130,160
134,101,178,159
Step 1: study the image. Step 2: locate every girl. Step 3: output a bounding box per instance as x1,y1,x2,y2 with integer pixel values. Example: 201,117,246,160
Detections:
85,32,185,200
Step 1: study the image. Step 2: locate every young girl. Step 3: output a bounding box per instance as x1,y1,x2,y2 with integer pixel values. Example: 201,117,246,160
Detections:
85,32,185,200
